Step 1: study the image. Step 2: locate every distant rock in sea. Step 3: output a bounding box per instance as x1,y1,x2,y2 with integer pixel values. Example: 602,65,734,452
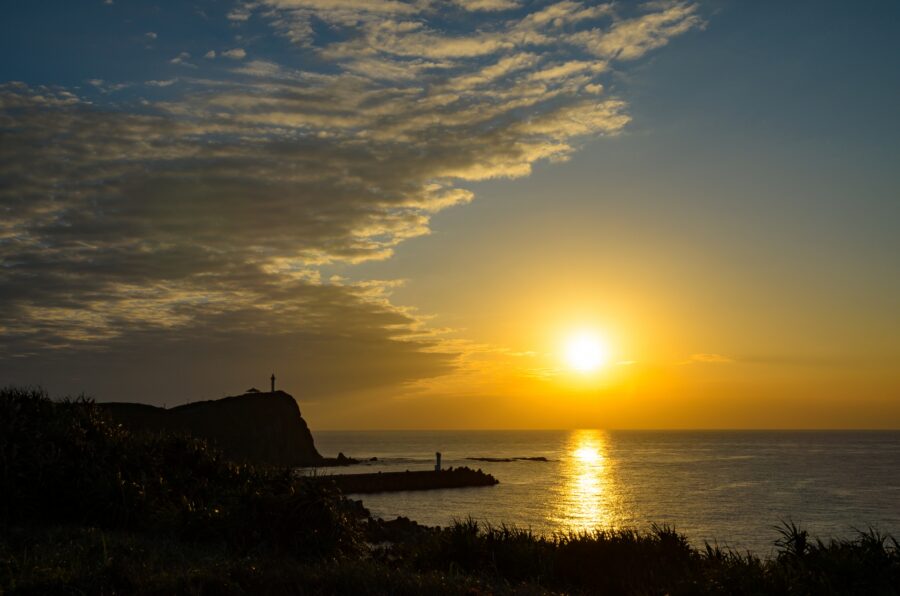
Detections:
99,390,324,466
466,456,550,463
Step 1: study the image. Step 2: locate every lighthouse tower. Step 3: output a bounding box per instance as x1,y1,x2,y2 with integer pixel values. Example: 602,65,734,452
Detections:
270,373,276,393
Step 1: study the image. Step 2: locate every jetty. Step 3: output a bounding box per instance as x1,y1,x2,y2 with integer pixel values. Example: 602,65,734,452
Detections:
319,466,498,494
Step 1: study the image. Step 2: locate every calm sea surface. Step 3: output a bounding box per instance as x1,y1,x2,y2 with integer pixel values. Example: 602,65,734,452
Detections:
310,430,900,555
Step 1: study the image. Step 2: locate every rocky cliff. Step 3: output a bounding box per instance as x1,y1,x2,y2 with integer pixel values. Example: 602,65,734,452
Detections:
100,391,323,466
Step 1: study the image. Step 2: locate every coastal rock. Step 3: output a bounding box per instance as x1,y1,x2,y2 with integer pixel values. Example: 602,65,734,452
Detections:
99,390,324,466
322,467,499,494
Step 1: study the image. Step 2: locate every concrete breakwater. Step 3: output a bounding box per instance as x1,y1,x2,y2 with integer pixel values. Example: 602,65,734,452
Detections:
320,466,499,494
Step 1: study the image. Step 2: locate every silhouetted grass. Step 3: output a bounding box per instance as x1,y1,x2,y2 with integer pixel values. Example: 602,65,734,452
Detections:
2,386,898,595
397,519,898,595
0,525,513,596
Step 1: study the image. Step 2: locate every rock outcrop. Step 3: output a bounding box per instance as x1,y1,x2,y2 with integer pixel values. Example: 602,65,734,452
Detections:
321,467,499,494
100,390,323,466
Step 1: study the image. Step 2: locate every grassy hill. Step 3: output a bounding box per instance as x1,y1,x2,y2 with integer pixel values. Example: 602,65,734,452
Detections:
99,390,323,466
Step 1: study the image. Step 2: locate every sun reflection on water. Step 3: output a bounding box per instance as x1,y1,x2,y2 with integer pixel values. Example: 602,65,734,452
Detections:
552,429,624,533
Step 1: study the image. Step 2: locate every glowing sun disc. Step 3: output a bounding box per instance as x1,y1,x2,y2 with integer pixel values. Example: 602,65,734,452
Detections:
564,332,610,372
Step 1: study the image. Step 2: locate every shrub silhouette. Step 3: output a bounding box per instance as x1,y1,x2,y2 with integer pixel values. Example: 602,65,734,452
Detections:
0,386,361,558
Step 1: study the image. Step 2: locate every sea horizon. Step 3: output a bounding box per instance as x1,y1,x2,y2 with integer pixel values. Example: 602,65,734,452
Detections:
312,429,900,555
312,427,900,432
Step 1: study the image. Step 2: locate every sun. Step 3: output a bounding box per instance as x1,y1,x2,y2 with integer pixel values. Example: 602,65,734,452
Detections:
564,331,611,373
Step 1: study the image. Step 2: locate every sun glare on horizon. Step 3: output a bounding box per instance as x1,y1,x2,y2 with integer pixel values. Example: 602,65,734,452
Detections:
564,331,611,373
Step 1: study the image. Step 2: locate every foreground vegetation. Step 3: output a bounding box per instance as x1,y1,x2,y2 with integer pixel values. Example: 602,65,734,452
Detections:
2,387,898,595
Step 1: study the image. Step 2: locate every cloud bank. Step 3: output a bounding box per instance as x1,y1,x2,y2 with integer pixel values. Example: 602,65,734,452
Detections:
0,1,702,402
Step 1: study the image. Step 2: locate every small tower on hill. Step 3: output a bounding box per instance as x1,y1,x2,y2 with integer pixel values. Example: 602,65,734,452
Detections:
270,372,276,393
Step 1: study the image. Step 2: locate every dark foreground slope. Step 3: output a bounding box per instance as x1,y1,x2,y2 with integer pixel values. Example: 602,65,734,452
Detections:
100,390,323,466
2,387,899,596
325,468,498,493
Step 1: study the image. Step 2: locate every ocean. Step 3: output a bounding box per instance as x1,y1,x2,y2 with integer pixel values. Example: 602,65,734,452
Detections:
310,430,900,555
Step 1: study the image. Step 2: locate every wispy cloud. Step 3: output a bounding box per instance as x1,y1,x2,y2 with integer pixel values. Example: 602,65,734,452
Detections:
221,48,247,60
451,0,521,11
87,78,130,93
227,5,253,22
145,79,178,87
682,353,735,365
0,1,704,398
169,52,197,68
